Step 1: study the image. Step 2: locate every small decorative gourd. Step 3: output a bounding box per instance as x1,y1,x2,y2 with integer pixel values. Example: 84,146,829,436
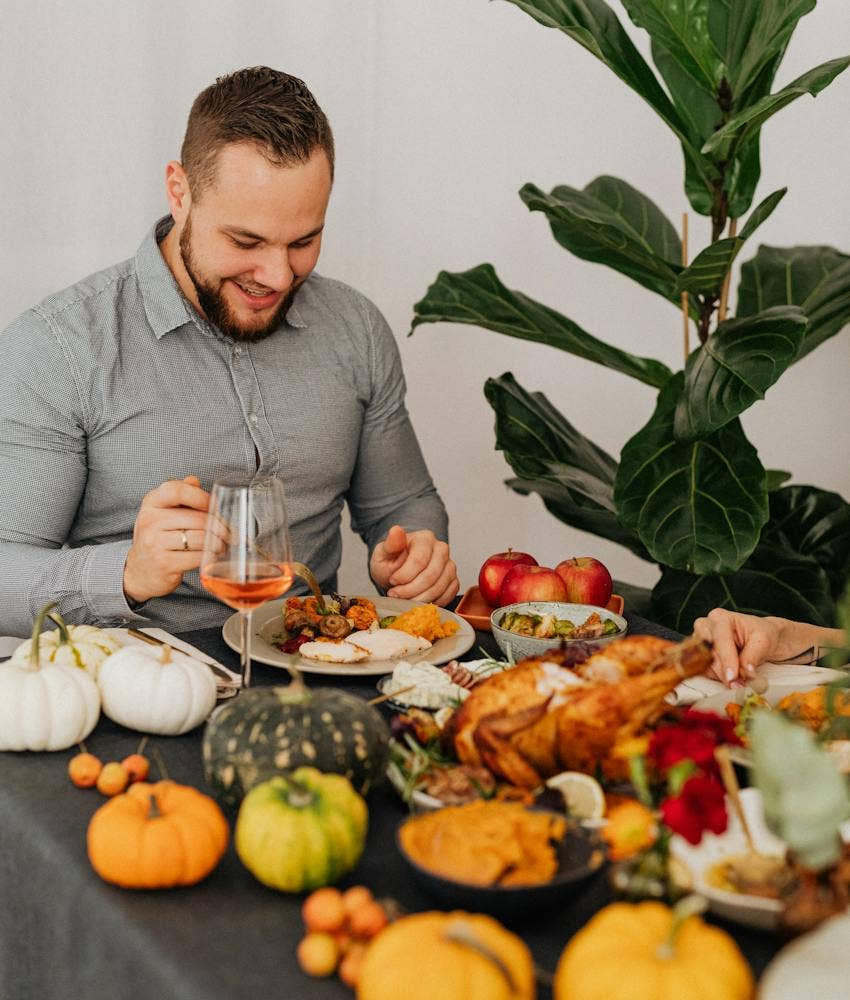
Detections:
0,603,100,751
98,642,217,735
202,676,389,809
356,910,536,1000
235,767,368,892
9,601,122,677
554,899,754,1000
87,780,229,888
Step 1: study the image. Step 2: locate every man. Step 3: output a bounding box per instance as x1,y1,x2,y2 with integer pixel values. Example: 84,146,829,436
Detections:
0,67,458,635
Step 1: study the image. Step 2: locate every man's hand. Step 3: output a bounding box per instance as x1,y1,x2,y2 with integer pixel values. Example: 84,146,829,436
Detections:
123,475,210,605
370,525,459,606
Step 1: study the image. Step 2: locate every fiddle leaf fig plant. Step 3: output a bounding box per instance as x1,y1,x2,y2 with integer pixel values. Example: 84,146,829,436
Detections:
412,0,850,630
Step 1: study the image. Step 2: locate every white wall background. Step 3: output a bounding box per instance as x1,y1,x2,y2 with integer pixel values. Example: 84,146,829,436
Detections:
2,0,849,599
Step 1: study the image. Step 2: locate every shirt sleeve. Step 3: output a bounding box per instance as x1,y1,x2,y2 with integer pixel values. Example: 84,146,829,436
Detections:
345,301,449,560
0,309,145,634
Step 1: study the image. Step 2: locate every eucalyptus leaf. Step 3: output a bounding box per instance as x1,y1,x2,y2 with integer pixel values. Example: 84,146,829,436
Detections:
615,374,768,575
622,0,720,91
520,181,686,306
651,541,834,633
483,373,651,559
673,305,806,440
674,188,787,297
411,263,672,388
762,485,850,600
702,56,850,155
750,711,850,871
737,245,850,359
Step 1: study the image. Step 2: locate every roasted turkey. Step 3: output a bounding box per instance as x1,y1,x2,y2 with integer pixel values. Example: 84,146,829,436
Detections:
447,634,713,787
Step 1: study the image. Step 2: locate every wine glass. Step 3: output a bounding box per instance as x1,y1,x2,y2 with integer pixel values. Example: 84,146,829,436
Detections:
200,477,293,688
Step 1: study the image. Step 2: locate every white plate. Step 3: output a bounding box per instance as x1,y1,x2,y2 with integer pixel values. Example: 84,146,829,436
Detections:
671,787,850,932
222,597,475,677
674,662,847,709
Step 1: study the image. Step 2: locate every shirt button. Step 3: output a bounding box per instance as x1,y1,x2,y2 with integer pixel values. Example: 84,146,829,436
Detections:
249,413,259,425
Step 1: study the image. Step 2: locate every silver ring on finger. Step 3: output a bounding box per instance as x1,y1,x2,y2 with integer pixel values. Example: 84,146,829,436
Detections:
180,529,189,552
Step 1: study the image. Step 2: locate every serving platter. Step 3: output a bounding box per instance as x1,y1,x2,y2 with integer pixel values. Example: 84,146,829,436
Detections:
222,597,475,677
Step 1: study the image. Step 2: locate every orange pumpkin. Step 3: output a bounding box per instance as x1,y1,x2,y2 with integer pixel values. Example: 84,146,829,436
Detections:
87,779,229,888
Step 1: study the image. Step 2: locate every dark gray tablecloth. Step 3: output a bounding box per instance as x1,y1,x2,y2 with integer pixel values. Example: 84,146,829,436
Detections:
0,612,780,999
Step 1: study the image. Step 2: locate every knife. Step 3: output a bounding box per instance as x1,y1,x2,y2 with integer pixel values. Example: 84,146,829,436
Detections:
126,628,239,687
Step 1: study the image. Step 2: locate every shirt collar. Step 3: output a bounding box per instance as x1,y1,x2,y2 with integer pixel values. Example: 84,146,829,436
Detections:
135,218,197,340
136,216,309,337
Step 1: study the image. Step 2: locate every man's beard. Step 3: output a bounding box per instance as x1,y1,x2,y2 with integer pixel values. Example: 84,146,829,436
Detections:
179,217,300,342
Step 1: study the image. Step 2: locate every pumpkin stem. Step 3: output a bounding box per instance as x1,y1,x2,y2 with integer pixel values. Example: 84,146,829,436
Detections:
136,735,149,755
656,894,708,960
28,601,61,669
148,793,162,819
442,919,518,994
160,644,172,664
284,776,316,810
151,744,169,782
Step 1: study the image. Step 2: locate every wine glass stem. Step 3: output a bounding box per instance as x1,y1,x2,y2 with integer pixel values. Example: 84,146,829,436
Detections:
240,610,252,688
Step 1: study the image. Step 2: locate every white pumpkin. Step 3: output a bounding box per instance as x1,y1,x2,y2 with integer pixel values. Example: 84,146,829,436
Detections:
0,657,100,751
98,643,218,735
9,602,123,678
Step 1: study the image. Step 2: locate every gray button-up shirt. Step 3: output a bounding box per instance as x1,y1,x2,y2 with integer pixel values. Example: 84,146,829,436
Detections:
0,219,448,635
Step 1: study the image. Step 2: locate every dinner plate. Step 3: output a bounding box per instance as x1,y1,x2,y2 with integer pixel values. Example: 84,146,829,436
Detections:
222,597,475,677
670,788,850,932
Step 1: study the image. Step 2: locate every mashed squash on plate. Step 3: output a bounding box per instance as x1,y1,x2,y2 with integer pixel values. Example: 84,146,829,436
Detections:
391,604,459,642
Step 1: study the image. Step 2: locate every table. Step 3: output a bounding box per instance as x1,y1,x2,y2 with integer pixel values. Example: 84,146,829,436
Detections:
0,611,782,999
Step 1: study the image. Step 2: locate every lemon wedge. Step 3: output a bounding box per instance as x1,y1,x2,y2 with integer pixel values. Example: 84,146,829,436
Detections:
545,771,605,821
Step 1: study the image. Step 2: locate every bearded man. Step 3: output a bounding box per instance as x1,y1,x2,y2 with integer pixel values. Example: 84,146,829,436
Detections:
0,67,457,634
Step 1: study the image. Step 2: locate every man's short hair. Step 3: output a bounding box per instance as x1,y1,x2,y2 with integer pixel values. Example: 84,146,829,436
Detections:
181,66,334,196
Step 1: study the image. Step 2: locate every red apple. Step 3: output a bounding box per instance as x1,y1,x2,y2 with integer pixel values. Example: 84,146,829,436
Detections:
554,556,613,607
498,564,568,605
478,549,538,606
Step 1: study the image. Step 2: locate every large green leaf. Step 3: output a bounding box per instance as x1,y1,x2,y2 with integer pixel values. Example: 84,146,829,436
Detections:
673,304,807,440
674,187,787,296
621,0,720,91
707,1,762,82
410,263,672,388
500,0,711,186
702,57,850,154
726,1,816,97
737,245,850,359
483,372,651,559
651,541,834,632
520,179,688,306
649,41,719,216
763,485,850,600
615,373,768,574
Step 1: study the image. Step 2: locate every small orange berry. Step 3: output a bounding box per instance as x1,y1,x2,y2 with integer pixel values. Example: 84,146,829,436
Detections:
302,887,346,934
96,761,130,797
342,884,373,917
296,933,339,978
68,752,103,788
121,753,150,783
348,901,388,940
338,941,368,988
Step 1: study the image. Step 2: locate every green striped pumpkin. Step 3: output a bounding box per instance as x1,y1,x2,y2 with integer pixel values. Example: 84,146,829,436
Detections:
201,683,389,810
235,768,368,891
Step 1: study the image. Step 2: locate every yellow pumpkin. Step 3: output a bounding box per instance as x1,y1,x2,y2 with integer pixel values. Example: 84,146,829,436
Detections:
554,900,754,1000
356,910,535,1000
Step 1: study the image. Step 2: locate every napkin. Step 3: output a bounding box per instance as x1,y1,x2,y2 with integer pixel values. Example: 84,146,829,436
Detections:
669,661,848,707
116,627,241,687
